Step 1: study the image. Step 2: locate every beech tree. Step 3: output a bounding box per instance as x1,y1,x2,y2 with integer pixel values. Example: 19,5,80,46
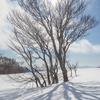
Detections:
7,0,99,87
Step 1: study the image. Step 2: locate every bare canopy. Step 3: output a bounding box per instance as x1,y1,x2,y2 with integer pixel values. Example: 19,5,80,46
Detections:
7,0,99,87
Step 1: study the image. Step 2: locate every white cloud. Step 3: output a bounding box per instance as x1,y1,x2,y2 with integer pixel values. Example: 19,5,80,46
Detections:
16,54,22,58
69,39,100,53
0,33,9,50
0,0,23,50
0,0,10,50
17,54,38,58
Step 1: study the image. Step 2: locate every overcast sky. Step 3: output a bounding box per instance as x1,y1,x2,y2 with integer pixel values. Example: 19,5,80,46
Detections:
0,0,100,67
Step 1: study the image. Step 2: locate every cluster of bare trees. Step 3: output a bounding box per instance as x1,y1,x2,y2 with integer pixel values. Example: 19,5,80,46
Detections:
66,60,78,77
7,0,99,87
0,54,25,74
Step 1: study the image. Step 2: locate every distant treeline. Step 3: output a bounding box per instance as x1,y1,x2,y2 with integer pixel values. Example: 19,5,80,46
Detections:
0,54,27,74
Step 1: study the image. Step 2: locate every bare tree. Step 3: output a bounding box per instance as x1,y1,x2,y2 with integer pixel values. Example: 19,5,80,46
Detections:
7,0,99,87
73,62,78,76
66,60,78,77
66,60,73,77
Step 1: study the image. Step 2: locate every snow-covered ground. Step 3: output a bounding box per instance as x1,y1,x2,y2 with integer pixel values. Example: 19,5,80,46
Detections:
0,68,100,100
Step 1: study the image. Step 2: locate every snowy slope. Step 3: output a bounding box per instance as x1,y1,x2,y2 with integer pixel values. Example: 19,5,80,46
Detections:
0,68,100,100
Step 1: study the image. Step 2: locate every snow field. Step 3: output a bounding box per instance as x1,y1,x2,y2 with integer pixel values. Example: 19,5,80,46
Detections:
0,68,100,100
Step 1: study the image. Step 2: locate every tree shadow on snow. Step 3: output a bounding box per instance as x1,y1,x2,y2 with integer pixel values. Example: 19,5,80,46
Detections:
0,81,100,100
34,82,100,100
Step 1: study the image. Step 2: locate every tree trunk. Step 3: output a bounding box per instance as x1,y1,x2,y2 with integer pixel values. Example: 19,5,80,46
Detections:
60,62,68,82
70,69,72,77
44,60,51,85
62,68,68,82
